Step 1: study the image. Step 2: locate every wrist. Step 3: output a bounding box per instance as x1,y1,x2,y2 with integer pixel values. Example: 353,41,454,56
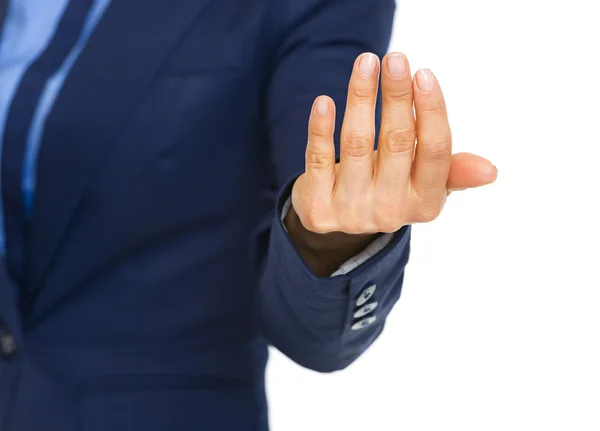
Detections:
284,205,379,276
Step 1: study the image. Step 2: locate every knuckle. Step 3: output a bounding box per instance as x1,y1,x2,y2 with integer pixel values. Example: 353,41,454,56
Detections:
305,148,334,171
338,221,373,235
337,222,357,234
350,84,375,101
343,131,373,158
299,210,334,234
423,137,452,161
386,86,412,101
308,126,329,141
334,204,369,234
377,219,402,234
386,128,417,154
373,206,405,233
420,99,446,114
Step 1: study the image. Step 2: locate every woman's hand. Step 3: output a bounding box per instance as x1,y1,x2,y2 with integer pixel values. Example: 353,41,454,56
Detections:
286,52,497,275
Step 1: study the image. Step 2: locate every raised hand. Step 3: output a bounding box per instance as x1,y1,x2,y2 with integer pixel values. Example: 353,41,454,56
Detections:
291,52,497,237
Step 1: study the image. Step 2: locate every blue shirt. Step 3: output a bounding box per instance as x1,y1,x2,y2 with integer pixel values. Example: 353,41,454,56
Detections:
0,0,110,253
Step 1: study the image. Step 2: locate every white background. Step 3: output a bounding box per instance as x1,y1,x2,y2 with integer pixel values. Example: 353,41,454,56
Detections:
267,0,600,429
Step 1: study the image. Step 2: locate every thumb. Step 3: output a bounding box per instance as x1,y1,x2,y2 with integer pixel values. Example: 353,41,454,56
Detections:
446,152,497,191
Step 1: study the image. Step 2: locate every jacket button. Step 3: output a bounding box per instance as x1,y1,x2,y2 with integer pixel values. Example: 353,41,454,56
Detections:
0,325,17,360
351,315,377,331
355,284,376,307
353,301,378,319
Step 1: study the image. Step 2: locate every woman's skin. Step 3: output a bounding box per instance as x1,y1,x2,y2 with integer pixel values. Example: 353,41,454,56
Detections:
286,52,497,276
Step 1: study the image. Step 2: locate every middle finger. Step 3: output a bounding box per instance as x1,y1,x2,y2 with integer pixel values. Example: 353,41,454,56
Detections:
375,52,415,196
337,53,380,199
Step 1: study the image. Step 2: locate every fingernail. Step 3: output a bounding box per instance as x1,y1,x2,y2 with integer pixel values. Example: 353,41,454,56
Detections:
359,53,378,77
484,164,498,182
416,69,435,92
387,53,406,78
315,97,329,115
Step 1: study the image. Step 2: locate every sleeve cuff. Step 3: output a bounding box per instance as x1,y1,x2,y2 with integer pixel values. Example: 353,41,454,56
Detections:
280,196,395,277
257,175,411,371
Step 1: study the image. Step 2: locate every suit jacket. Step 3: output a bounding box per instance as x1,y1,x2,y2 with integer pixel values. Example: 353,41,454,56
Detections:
0,0,410,429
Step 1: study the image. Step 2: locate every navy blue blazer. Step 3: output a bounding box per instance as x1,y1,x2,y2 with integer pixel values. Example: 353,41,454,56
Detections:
0,0,411,429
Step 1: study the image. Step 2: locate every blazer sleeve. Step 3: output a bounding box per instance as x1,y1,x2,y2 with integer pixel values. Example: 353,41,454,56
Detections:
255,0,411,373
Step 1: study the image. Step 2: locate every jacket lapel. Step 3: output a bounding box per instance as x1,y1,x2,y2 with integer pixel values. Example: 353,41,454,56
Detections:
26,0,217,297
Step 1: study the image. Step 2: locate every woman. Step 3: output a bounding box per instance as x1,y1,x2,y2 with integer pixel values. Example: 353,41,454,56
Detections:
0,0,496,429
